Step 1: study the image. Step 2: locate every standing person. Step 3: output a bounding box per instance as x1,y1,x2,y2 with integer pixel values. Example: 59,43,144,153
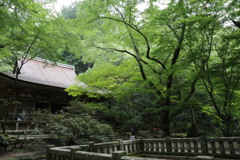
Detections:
130,128,136,140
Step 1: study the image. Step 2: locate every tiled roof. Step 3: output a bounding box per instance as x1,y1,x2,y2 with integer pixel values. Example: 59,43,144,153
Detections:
8,58,77,89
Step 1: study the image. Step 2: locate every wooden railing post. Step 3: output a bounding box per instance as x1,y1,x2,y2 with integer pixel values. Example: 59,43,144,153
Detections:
88,142,95,152
46,145,55,160
210,139,216,154
16,121,19,130
112,151,127,160
228,138,235,155
180,140,184,152
118,139,124,151
166,137,172,153
70,148,77,160
140,139,144,153
193,140,198,153
186,140,191,153
200,137,208,154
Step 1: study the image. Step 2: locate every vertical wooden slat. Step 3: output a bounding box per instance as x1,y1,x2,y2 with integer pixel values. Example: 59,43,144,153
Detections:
112,146,115,153
210,140,216,154
166,138,172,153
156,142,160,152
200,137,208,154
146,142,149,151
128,144,132,153
228,140,235,155
237,141,240,154
113,146,117,152
159,142,164,152
187,141,191,153
193,140,198,153
136,142,140,152
104,147,108,153
125,144,128,153
219,141,225,154
133,143,136,152
173,141,178,152
180,141,184,153
70,148,76,160
96,148,100,153
139,140,144,152
150,141,154,152
109,146,113,154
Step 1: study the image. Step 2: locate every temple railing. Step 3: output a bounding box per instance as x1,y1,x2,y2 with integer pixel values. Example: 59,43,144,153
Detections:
46,137,240,160
142,137,240,158
6,113,33,121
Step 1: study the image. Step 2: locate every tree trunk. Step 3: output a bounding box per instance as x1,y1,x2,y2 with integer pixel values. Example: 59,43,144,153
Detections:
162,109,170,137
187,107,198,137
223,118,232,137
0,120,6,133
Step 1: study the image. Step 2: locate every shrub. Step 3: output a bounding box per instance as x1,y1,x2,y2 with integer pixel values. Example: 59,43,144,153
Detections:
33,102,113,145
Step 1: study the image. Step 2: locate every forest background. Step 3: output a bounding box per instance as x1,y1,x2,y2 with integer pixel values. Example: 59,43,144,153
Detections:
0,0,240,144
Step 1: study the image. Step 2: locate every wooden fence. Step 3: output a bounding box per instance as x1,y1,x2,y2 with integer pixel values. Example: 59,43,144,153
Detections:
46,137,240,160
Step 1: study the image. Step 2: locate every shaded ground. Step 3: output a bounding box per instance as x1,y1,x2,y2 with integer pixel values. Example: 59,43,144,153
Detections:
0,141,46,160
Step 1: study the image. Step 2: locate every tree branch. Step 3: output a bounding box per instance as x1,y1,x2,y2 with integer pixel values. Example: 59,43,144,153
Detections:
167,24,179,40
93,44,142,62
99,16,166,69
165,23,186,105
184,76,199,102
92,44,158,74
202,78,225,121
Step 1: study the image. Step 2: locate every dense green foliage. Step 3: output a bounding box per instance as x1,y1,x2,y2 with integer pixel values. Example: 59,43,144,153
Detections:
0,0,73,71
1,0,240,137
65,0,240,136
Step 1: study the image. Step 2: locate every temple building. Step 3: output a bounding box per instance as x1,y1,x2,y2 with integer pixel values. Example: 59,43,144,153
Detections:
0,57,77,130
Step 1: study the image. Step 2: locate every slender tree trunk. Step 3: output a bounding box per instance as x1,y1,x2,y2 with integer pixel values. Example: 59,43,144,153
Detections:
162,109,170,137
187,107,198,137
223,117,233,137
160,23,186,137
